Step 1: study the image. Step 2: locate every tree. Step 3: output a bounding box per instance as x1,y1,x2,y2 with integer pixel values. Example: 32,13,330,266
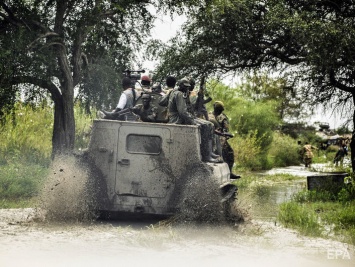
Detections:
0,0,181,157
206,79,281,170
155,0,355,170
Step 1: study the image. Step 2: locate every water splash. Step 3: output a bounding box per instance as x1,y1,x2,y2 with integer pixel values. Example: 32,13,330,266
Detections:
37,155,98,222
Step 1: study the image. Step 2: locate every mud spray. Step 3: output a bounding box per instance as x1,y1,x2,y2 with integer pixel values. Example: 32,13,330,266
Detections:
169,163,245,225
35,156,244,225
36,155,98,222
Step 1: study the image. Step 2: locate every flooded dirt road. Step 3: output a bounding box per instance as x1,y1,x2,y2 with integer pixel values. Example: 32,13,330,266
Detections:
1,164,354,267
1,207,353,267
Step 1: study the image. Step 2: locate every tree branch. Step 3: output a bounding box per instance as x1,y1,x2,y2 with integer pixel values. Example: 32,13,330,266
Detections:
27,32,60,49
329,69,354,94
10,76,62,103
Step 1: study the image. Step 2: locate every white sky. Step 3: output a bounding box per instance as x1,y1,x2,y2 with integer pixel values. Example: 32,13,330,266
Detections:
139,14,186,72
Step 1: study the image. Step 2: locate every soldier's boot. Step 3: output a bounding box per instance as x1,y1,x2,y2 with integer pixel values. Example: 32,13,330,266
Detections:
204,140,222,163
211,151,220,159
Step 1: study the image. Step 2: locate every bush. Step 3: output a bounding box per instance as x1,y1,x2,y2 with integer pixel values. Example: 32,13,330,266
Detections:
268,132,300,167
0,162,48,199
230,131,262,170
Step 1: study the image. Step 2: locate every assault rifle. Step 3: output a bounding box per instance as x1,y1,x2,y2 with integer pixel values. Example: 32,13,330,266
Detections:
102,108,135,120
214,130,234,139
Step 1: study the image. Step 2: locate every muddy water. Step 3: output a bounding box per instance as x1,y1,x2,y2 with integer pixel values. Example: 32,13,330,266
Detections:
1,164,354,267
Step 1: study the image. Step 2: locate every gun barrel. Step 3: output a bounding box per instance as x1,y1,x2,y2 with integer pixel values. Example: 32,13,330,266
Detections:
214,130,234,138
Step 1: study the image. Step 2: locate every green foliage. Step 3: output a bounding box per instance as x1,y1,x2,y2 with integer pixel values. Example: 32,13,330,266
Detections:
327,145,339,153
293,190,337,203
206,79,295,170
0,102,94,206
239,74,307,121
74,104,96,150
1,1,178,155
268,132,301,167
0,163,48,200
279,174,355,244
279,200,355,244
231,100,280,170
0,102,53,165
230,131,263,170
0,102,95,164
155,0,354,142
336,125,352,135
278,202,323,236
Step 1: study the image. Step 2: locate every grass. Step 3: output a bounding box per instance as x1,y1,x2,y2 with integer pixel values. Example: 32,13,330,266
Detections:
278,182,355,245
278,202,323,236
0,102,94,208
234,173,302,189
236,172,355,245
0,162,49,208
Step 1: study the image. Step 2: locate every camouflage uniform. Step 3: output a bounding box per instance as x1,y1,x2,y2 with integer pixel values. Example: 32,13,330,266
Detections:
168,89,195,125
209,108,235,171
131,103,158,122
302,144,317,167
168,79,219,163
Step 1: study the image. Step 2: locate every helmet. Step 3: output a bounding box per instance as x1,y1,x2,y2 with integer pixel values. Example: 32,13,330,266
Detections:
178,78,191,92
179,78,191,86
141,93,151,99
214,101,224,110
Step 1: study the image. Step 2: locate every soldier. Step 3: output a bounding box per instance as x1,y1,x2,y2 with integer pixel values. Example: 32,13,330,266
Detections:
186,78,197,115
209,101,237,177
102,93,158,122
131,93,158,122
167,78,220,163
302,142,317,168
333,144,348,167
167,78,195,124
163,76,176,94
152,82,166,96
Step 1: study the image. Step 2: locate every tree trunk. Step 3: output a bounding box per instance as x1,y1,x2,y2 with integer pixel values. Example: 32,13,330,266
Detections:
352,107,355,172
51,87,75,158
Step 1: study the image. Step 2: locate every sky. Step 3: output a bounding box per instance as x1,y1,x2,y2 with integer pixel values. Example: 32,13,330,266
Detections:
138,14,186,72
142,14,352,130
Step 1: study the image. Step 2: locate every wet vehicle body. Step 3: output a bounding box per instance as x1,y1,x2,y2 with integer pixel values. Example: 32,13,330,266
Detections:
86,118,237,218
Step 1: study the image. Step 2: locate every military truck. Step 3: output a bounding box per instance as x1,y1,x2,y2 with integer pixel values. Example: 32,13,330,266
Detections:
85,117,238,219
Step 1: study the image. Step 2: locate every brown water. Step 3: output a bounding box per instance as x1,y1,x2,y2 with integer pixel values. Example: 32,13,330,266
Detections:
0,162,354,267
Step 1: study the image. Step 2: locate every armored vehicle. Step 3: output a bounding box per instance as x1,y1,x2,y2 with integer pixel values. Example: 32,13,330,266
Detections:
86,116,237,219
86,118,238,219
